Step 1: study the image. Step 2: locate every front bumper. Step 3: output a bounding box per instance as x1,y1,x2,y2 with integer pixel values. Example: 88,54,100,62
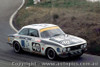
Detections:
58,48,87,58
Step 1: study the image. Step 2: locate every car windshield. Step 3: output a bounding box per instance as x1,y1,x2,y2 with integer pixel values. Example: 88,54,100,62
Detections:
40,28,65,38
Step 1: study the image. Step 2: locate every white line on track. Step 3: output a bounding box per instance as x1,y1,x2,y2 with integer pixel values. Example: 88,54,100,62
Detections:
9,0,25,32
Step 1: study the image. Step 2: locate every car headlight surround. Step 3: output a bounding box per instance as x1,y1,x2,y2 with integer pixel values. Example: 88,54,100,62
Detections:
81,45,84,49
62,48,66,53
83,43,87,48
81,43,87,49
67,48,71,52
62,47,71,53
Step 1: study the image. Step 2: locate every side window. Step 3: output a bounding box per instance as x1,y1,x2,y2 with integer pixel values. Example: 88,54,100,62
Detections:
19,28,28,35
29,29,39,37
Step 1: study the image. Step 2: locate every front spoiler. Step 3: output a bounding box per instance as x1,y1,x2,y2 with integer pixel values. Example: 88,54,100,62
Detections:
58,49,87,58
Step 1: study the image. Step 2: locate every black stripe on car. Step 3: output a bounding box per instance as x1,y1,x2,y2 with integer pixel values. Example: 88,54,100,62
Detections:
19,36,32,40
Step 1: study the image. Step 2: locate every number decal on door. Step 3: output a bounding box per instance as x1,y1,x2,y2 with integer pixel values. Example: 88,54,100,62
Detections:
32,42,41,52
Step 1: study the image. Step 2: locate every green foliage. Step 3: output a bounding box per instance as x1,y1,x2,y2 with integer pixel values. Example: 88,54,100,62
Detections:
26,0,33,6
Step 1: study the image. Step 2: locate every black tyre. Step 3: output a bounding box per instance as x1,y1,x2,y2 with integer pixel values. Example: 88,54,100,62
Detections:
13,42,22,53
47,48,57,60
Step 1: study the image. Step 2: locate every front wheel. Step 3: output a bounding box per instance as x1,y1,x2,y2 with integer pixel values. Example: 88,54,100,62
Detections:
13,42,22,53
47,48,57,60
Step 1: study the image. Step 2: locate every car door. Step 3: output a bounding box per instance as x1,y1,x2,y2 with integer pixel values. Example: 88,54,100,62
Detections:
28,28,41,53
18,28,29,49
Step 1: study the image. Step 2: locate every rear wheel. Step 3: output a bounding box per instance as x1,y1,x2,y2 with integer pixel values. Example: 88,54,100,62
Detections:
13,42,22,53
47,48,57,60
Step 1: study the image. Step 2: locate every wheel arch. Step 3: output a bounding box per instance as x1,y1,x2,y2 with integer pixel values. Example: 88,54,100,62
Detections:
13,40,20,47
13,40,23,53
45,47,57,56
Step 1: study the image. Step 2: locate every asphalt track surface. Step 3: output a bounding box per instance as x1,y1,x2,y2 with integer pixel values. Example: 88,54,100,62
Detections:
0,0,100,67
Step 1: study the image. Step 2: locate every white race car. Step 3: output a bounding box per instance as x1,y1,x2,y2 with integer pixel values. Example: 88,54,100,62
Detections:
8,24,87,60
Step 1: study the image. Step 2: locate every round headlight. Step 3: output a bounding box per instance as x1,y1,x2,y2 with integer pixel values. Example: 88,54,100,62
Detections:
81,45,84,49
84,43,87,48
67,48,71,52
62,48,66,52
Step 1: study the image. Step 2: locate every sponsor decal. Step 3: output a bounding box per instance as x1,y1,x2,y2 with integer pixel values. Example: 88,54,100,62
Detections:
40,26,59,32
60,40,70,44
26,40,29,47
36,40,41,42
42,47,44,51
19,36,32,40
19,37,26,39
21,40,25,47
15,36,19,39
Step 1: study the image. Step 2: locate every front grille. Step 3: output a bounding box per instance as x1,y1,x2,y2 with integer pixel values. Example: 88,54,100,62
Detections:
70,45,81,50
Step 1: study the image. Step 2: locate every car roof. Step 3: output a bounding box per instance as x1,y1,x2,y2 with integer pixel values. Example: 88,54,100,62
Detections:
22,23,58,30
